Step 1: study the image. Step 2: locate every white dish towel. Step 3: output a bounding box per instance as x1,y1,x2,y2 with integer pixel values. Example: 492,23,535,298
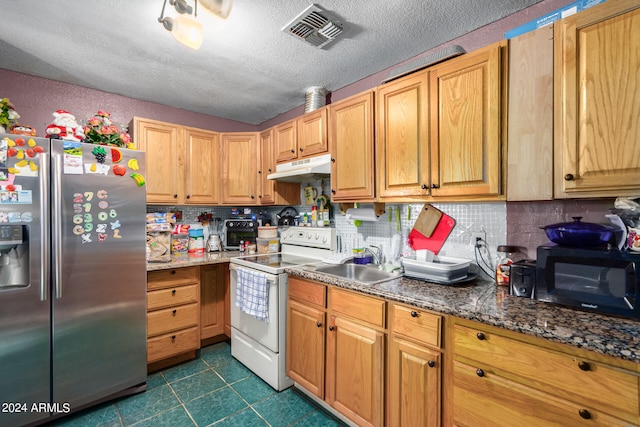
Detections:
235,266,269,322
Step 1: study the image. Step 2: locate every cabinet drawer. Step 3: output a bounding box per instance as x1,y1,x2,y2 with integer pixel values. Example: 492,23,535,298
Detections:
289,277,326,308
391,304,441,348
329,287,385,327
147,303,198,337
454,324,640,422
147,267,199,291
147,326,199,363
147,284,198,311
453,361,630,427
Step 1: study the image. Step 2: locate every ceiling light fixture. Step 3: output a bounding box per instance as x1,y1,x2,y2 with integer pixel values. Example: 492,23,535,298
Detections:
158,0,203,50
199,0,233,19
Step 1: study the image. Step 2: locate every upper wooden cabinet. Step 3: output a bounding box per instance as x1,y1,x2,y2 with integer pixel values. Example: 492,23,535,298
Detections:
329,90,376,201
506,25,554,201
133,117,219,205
429,41,506,198
220,132,258,204
376,70,430,200
275,108,328,163
258,129,300,206
184,128,220,205
554,0,640,198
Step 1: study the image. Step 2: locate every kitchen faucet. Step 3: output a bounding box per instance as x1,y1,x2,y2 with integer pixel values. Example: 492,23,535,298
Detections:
365,245,383,266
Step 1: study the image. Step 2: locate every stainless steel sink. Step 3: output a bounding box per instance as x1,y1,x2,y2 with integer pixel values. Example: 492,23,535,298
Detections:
314,263,401,285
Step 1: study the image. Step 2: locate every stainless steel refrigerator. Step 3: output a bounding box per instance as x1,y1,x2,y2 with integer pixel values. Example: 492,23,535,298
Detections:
0,135,147,427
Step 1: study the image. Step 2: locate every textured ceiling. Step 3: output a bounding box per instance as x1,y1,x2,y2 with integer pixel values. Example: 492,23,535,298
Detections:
0,0,542,125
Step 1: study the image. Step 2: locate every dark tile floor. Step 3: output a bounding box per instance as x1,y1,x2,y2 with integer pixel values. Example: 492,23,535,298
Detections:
51,341,346,427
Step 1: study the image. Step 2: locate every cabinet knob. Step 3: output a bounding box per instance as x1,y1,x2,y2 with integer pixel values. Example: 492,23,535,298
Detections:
578,361,591,371
421,184,428,190
173,194,178,198
578,409,591,420
410,311,418,318
251,195,255,199
331,189,336,194
172,309,177,315
258,170,262,174
171,270,176,275
564,173,575,181
172,289,176,295
428,360,435,368
476,332,486,340
186,195,190,199
476,369,485,377
331,158,335,163
171,335,176,341
290,149,295,153
329,325,335,331
259,195,262,198
316,322,322,328
299,147,304,152
430,183,439,189
268,168,272,172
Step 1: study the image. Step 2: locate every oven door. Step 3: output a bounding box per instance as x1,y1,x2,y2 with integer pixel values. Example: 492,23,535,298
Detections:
229,264,282,352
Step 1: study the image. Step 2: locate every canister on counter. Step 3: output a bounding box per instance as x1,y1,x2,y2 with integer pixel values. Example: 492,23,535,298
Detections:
496,245,519,286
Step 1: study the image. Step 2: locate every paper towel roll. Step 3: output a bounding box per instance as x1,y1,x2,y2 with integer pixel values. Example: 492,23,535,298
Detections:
345,208,380,222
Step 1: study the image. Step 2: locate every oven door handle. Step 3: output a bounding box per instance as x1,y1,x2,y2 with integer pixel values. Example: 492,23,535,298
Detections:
230,263,278,285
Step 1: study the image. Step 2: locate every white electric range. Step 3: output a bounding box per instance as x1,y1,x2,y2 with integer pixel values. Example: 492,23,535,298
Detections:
229,226,336,390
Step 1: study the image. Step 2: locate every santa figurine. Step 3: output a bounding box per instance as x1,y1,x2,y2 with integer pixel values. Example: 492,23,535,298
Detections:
45,110,85,142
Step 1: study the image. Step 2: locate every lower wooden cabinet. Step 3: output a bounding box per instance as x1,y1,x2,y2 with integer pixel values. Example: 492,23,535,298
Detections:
450,319,640,426
388,304,442,427
200,263,228,340
287,278,386,427
146,267,200,364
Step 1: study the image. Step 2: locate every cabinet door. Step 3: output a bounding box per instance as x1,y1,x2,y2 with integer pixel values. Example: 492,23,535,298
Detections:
555,1,640,197
258,129,276,205
329,90,376,201
376,71,430,199
184,128,220,205
388,337,440,427
274,119,298,163
429,41,504,198
507,26,554,201
134,118,183,204
286,299,325,398
298,107,328,157
220,132,258,204
200,264,226,340
326,314,385,427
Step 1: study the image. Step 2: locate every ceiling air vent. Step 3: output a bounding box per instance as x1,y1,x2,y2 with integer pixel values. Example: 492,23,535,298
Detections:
282,4,344,49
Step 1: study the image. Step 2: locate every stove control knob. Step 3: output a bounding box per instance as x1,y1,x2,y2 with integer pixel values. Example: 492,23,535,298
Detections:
248,222,254,227
315,233,320,240
227,221,234,228
306,232,312,239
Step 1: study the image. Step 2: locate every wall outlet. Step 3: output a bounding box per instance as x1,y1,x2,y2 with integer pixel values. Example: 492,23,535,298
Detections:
471,232,486,244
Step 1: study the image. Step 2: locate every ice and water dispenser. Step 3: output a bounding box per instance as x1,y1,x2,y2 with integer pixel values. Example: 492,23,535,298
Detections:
0,225,29,289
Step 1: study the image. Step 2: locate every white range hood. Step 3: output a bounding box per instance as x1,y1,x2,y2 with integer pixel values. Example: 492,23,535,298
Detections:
267,153,331,183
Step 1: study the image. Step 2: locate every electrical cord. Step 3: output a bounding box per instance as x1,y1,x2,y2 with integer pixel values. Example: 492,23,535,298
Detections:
474,238,495,281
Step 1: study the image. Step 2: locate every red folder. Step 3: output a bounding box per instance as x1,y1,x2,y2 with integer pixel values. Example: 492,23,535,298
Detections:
408,212,456,255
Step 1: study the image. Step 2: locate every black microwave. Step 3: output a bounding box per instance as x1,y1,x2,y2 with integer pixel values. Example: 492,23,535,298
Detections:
536,246,640,319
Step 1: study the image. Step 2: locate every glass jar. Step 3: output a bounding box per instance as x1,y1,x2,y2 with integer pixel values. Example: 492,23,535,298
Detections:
495,245,519,286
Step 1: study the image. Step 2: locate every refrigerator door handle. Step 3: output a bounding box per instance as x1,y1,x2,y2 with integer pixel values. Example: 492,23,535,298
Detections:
40,152,49,301
52,153,63,299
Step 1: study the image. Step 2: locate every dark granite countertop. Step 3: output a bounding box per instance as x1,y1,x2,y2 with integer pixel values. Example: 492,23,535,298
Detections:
286,263,640,364
146,251,242,271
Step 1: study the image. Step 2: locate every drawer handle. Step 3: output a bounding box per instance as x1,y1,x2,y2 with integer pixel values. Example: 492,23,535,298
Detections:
172,289,176,295
476,332,486,340
316,322,322,328
410,311,418,318
428,360,435,368
578,361,591,371
171,270,176,275
172,309,177,315
578,409,591,420
476,369,485,377
329,325,335,331
171,335,176,341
